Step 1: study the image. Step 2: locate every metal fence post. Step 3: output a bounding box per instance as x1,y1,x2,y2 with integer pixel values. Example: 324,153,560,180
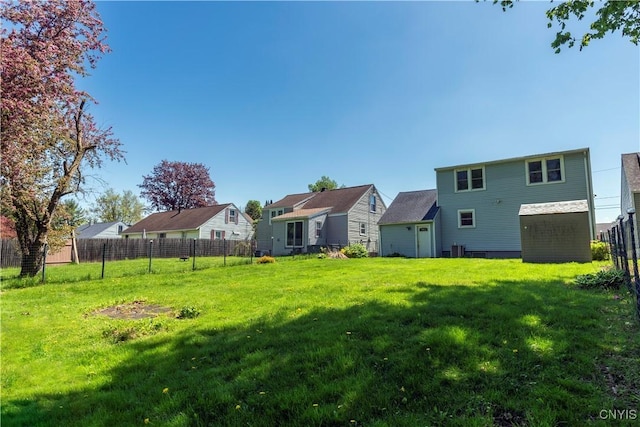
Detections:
618,216,632,293
192,239,196,271
101,243,106,279
625,209,640,320
148,239,153,273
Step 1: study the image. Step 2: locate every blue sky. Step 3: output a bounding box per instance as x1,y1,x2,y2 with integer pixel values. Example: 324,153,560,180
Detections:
77,1,639,224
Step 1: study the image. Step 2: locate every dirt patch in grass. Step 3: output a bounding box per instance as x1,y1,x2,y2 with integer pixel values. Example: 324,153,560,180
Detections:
94,300,172,319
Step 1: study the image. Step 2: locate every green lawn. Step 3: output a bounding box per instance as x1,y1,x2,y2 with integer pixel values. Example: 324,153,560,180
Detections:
1,258,638,426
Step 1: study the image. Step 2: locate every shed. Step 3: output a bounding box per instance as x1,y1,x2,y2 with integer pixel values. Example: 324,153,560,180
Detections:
519,199,591,263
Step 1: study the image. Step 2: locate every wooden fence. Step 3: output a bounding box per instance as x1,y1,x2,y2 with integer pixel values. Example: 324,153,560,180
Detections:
0,238,256,268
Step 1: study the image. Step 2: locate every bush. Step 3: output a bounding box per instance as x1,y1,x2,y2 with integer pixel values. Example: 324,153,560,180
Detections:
591,240,610,261
177,306,200,319
575,268,625,290
341,243,369,258
257,255,276,264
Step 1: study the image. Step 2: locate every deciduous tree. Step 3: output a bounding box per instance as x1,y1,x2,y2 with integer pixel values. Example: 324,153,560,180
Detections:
493,0,640,53
1,0,123,276
244,200,263,221
139,160,217,212
308,176,345,192
92,189,145,224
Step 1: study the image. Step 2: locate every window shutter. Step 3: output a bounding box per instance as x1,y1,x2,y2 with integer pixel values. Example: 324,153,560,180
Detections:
225,208,229,224
210,230,215,240
235,211,239,225
221,230,226,240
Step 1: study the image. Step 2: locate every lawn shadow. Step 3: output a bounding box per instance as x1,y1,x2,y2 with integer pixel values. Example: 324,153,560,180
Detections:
3,278,635,426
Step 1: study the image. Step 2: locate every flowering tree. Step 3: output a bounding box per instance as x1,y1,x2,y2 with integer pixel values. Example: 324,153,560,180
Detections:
1,0,123,277
139,160,217,212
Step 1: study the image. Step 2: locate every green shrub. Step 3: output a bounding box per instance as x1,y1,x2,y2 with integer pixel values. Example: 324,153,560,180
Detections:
177,306,200,319
257,255,276,264
575,268,625,290
341,243,369,258
591,240,610,261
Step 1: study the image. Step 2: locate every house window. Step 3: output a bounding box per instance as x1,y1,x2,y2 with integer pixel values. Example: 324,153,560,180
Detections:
286,221,303,247
158,233,167,239
455,167,485,192
457,209,475,228
229,209,236,222
117,225,123,233
526,156,564,185
370,195,377,213
360,222,366,235
211,230,224,240
315,221,322,238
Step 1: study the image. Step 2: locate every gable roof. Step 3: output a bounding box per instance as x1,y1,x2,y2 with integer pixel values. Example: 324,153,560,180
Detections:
123,204,232,233
519,199,589,216
266,193,316,209
435,147,590,171
272,208,331,221
378,190,438,225
267,184,376,215
622,152,640,193
76,221,126,238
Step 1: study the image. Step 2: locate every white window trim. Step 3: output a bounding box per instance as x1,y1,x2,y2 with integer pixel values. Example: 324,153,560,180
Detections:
454,166,486,192
525,155,565,186
359,222,367,236
457,209,476,229
315,221,322,238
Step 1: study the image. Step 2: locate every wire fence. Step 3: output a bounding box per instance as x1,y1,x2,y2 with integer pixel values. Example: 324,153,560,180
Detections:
598,212,640,321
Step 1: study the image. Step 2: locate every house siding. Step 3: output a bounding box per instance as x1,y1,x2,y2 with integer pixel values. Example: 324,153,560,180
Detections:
379,224,419,257
200,207,253,240
437,150,593,255
346,188,386,251
325,215,348,246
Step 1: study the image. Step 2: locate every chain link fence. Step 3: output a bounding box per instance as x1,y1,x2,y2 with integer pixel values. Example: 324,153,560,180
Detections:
599,212,640,321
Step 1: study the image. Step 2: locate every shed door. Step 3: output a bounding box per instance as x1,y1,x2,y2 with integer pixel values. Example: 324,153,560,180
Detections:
417,225,432,258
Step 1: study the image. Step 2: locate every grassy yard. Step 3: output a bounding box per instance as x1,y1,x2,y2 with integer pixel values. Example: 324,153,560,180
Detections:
1,258,638,426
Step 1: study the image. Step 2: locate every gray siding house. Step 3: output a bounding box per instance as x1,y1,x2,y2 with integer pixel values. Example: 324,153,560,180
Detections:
621,152,640,252
378,189,440,258
256,184,386,256
123,204,253,240
435,148,595,258
76,221,127,239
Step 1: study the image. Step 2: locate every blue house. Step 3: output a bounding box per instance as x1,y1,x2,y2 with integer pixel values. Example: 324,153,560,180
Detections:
435,148,595,258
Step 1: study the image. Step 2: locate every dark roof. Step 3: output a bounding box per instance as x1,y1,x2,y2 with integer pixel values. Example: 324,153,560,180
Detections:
378,190,438,225
266,193,315,209
302,184,373,213
622,152,640,193
123,204,232,233
268,184,375,215
76,221,126,238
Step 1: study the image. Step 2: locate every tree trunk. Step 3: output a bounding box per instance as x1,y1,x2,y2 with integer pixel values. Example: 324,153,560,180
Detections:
19,234,47,277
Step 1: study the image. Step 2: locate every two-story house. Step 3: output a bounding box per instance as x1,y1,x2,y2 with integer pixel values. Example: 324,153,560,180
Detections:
435,148,595,259
255,184,386,256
